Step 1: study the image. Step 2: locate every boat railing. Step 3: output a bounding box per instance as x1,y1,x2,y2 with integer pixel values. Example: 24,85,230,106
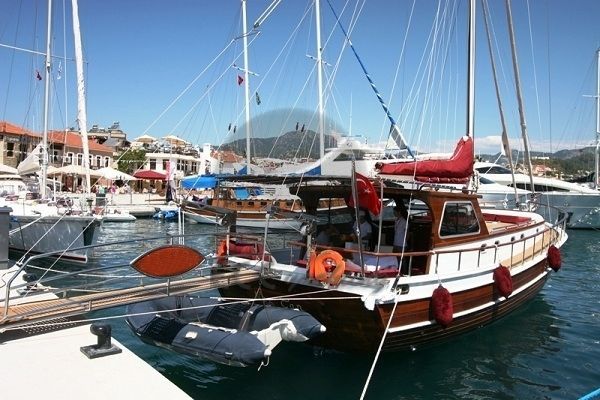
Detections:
276,210,567,279
1,229,255,321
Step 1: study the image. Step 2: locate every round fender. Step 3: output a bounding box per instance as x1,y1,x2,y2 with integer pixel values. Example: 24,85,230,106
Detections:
314,250,345,286
493,265,513,298
216,239,228,265
547,245,561,272
431,285,453,327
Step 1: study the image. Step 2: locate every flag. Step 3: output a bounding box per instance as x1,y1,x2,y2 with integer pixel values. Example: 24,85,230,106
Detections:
57,62,62,80
255,92,261,105
36,70,42,81
237,75,244,85
347,172,381,216
295,122,299,131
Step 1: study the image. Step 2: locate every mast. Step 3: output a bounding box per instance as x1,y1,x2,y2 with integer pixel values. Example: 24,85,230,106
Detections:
506,0,535,192
595,48,600,189
466,0,475,139
315,0,325,159
71,0,91,195
41,0,53,199
242,0,252,171
482,0,518,202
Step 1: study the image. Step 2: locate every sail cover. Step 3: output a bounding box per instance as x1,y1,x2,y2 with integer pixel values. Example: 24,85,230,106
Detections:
376,136,474,182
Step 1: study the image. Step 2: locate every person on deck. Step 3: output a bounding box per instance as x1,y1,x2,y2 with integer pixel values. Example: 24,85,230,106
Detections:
393,203,410,274
351,210,373,249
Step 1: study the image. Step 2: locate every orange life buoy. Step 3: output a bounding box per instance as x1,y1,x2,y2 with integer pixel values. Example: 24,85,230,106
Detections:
313,250,345,286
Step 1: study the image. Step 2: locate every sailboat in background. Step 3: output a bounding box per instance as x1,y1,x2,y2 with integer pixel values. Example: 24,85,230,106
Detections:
2,0,101,263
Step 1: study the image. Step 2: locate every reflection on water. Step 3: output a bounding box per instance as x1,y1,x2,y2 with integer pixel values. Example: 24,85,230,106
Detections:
31,221,600,400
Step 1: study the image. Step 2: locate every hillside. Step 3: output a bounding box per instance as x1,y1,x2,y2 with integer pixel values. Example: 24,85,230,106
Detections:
221,130,337,160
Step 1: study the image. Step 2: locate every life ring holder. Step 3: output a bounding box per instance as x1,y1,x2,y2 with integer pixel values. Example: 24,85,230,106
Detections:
312,250,345,286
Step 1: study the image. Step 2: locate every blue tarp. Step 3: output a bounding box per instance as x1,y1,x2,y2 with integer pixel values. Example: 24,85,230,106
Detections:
181,175,218,189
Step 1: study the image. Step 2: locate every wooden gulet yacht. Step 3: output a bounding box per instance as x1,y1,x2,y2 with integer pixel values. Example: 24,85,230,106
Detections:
211,175,567,353
210,0,567,353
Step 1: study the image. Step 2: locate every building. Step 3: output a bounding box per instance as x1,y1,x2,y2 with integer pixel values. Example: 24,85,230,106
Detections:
0,122,40,168
0,121,113,171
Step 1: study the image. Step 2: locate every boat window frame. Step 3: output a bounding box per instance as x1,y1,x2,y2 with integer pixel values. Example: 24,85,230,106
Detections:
439,200,480,238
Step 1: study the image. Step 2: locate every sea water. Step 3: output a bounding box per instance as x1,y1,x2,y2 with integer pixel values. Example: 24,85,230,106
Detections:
93,221,600,400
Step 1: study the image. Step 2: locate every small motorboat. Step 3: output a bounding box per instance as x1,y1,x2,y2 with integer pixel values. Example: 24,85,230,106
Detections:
126,296,325,367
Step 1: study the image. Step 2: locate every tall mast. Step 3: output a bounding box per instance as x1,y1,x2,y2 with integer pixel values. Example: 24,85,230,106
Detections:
595,48,600,189
242,0,252,171
41,0,53,199
315,0,325,159
466,0,475,139
71,0,91,195
506,0,535,192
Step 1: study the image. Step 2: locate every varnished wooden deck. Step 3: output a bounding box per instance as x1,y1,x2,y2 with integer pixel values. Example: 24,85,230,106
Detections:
1,270,259,331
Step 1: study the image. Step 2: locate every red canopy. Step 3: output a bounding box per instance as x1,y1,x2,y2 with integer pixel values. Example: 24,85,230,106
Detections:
376,136,473,183
133,170,166,180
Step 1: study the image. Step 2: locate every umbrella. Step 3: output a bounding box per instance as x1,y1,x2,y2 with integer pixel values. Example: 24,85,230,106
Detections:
162,135,187,145
0,164,18,174
48,164,102,177
133,170,166,180
96,166,138,181
133,134,156,143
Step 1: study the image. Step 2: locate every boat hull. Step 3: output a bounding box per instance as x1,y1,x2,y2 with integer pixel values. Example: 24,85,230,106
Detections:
218,258,550,353
9,215,101,262
184,210,303,230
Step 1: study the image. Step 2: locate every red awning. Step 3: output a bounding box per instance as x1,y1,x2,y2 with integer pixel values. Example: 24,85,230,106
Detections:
133,170,166,180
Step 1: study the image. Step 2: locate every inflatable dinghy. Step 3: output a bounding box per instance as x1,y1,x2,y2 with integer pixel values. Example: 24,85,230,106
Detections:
126,296,325,367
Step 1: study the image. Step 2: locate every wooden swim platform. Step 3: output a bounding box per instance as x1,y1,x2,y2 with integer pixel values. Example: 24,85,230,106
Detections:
0,269,259,332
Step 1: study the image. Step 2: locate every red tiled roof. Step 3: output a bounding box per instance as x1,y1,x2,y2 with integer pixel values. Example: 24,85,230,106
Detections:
48,130,113,154
0,121,39,137
213,150,243,163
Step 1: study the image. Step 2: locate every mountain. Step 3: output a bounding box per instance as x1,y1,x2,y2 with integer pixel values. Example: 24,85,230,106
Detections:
221,130,337,160
478,147,597,176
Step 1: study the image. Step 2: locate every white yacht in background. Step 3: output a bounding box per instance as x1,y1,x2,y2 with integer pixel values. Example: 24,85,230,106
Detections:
0,173,101,263
475,161,600,228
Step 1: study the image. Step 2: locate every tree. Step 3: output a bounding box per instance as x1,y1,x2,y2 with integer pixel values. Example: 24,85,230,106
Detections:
117,149,146,174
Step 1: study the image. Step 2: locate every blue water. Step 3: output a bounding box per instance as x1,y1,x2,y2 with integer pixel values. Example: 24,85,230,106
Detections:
93,221,600,399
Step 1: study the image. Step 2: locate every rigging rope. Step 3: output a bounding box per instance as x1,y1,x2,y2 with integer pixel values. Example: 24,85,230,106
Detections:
325,0,414,158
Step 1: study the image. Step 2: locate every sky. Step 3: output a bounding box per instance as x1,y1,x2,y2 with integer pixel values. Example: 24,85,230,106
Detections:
2,0,600,157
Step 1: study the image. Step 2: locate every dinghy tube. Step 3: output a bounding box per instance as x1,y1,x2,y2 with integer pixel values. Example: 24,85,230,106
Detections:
126,296,325,367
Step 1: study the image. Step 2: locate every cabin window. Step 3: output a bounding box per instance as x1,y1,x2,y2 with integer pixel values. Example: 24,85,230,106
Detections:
104,157,111,167
76,154,83,166
260,201,267,206
65,152,74,164
96,156,102,167
149,159,157,170
439,201,480,237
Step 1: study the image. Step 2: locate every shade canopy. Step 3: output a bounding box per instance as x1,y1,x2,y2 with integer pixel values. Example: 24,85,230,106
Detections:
162,135,187,145
48,164,102,177
133,134,156,143
0,164,18,174
96,166,138,181
133,170,166,180
181,175,218,189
